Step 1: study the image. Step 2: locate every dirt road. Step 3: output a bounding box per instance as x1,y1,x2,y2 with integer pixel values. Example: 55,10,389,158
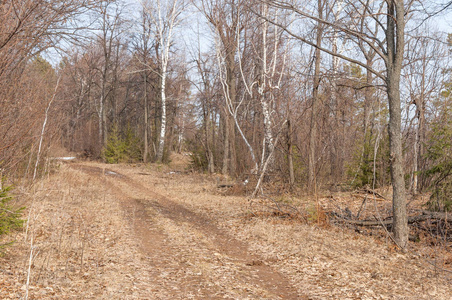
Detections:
73,163,304,299
2,159,452,299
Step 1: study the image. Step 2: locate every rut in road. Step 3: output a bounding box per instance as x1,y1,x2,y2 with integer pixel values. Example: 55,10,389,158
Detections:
73,164,306,299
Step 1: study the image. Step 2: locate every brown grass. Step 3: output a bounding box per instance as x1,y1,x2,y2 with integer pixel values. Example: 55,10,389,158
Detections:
1,156,451,299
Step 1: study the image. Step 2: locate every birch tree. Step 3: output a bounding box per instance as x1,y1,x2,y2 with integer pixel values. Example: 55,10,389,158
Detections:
200,0,243,175
254,2,288,173
200,0,289,177
143,0,184,162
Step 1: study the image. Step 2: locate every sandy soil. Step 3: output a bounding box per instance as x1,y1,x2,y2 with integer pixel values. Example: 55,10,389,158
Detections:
1,156,451,299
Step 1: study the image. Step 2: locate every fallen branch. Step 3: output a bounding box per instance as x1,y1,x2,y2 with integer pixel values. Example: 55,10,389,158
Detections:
334,211,452,226
361,188,387,200
217,184,233,188
249,195,305,221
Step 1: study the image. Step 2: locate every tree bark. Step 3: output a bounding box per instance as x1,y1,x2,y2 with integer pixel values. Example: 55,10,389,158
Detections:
386,0,408,248
156,65,167,162
222,109,230,175
308,0,323,193
287,119,295,187
258,2,275,171
226,50,237,176
414,64,426,193
155,0,179,162
143,70,149,163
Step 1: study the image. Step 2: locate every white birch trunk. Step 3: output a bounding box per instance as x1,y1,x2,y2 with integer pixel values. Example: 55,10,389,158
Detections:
154,0,180,162
33,76,61,181
259,2,275,170
259,3,277,157
156,64,167,161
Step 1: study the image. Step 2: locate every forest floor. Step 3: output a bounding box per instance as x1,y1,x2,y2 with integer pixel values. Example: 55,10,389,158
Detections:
1,153,452,299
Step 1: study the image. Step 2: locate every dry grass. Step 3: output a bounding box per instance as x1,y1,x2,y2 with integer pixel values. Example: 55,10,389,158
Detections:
109,158,452,300
1,156,452,299
0,164,159,299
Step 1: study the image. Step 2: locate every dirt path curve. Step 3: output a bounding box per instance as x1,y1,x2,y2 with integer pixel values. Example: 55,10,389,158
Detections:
72,164,305,299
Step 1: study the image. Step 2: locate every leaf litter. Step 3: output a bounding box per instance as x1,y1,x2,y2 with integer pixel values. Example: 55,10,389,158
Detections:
0,156,451,299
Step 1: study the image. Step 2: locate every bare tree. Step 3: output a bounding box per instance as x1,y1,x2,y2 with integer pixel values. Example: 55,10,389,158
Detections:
265,0,411,247
404,30,447,193
0,0,91,177
307,0,325,193
91,1,126,147
132,6,155,162
142,0,185,162
193,50,218,173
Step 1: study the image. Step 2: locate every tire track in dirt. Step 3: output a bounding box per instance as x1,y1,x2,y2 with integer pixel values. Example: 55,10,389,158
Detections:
72,164,305,299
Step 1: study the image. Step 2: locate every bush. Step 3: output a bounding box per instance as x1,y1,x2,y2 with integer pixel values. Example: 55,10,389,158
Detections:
185,132,209,171
427,180,452,212
0,181,24,248
103,124,142,164
424,117,452,212
123,126,143,162
347,132,390,188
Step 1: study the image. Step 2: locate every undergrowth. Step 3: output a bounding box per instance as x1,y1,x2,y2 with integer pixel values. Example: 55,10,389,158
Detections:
0,180,25,249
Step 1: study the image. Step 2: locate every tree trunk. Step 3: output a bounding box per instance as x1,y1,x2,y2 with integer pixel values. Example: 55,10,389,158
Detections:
154,0,179,163
33,77,61,181
229,115,237,176
222,110,229,175
98,98,104,148
156,67,167,162
386,0,408,248
329,32,341,181
308,1,323,193
204,107,215,173
259,2,274,171
417,100,425,190
287,119,295,187
364,56,374,137
225,49,237,176
143,71,149,163
362,55,375,186
414,63,426,193
210,111,217,173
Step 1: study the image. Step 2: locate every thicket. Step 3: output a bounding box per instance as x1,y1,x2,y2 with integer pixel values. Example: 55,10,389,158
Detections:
424,110,452,212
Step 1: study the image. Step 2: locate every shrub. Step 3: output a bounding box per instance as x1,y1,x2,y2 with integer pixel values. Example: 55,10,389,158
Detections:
123,125,143,162
424,117,452,212
103,124,142,164
0,181,24,248
347,132,390,188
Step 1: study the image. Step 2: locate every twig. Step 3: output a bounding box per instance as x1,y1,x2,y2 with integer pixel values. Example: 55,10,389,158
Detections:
425,259,452,274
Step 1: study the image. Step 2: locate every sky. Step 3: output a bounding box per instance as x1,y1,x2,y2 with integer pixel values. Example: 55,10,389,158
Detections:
43,0,452,69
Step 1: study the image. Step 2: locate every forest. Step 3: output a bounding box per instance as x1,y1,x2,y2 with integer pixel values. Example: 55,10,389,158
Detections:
1,0,452,251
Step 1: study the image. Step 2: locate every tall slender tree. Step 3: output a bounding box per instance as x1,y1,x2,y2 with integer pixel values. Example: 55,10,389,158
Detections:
266,0,410,247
